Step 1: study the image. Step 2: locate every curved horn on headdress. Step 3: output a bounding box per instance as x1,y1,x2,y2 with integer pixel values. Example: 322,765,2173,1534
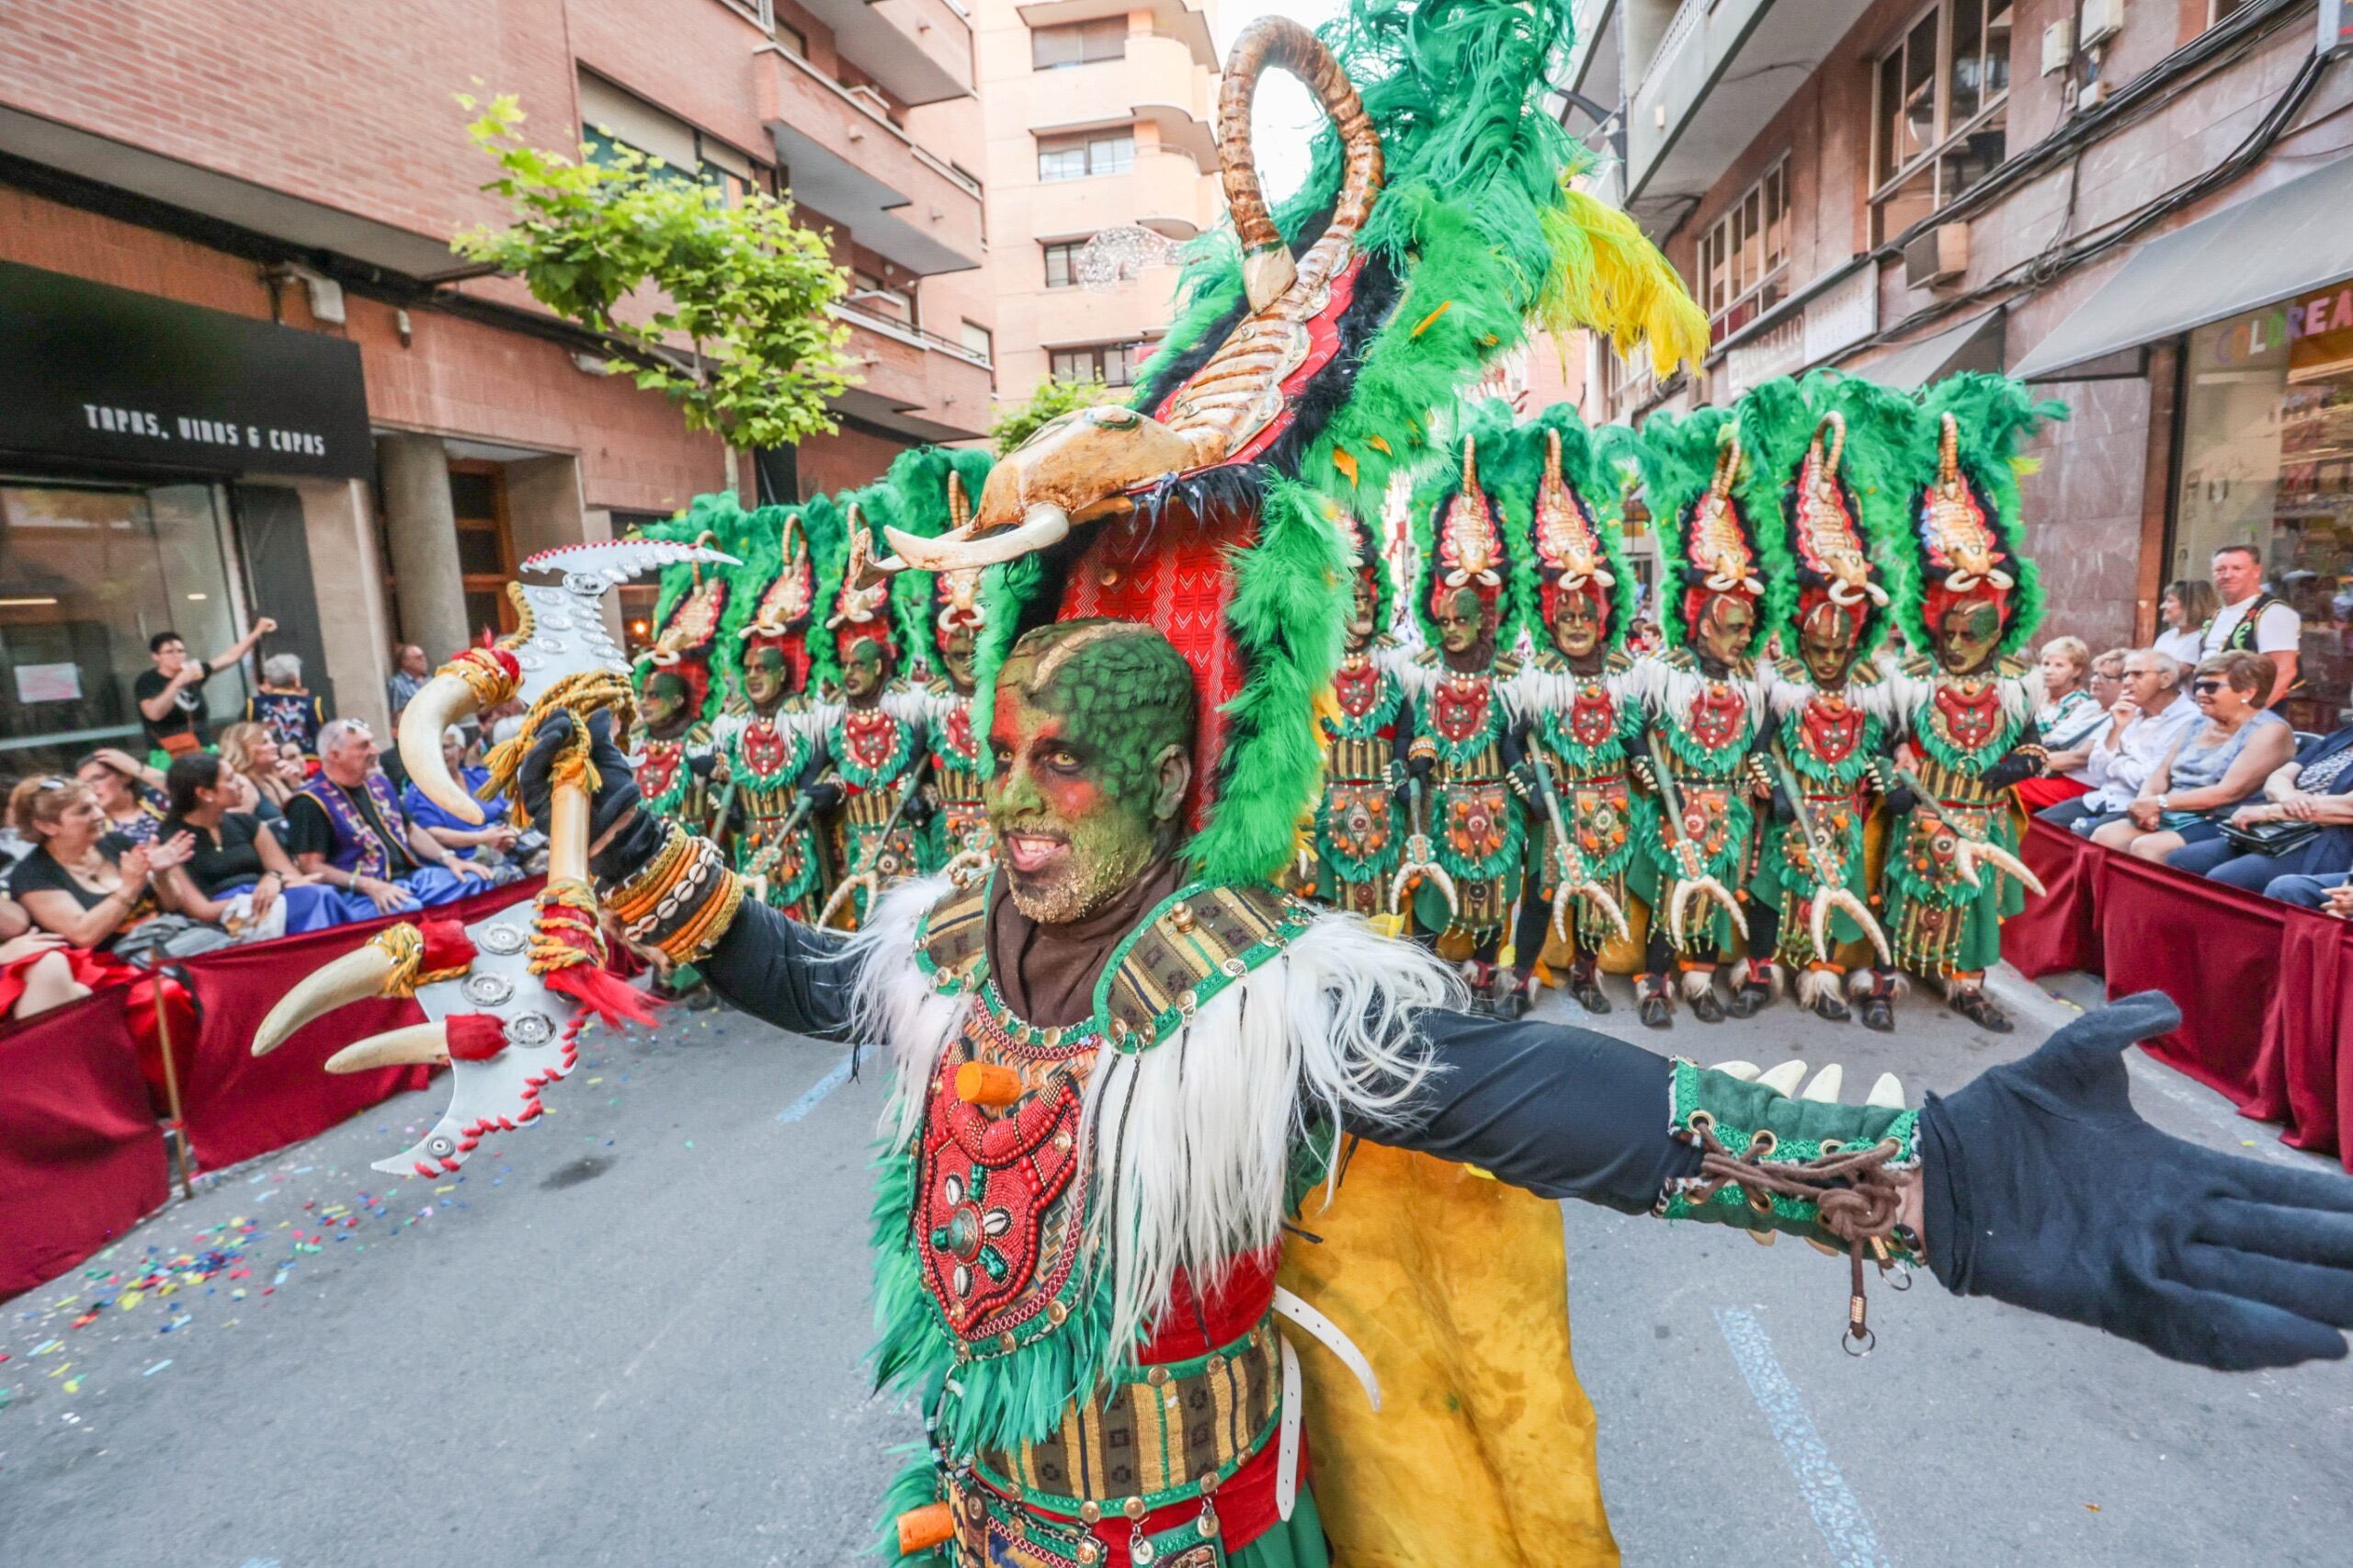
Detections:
252,931,406,1056
398,646,520,828
1219,16,1383,311
883,503,1071,574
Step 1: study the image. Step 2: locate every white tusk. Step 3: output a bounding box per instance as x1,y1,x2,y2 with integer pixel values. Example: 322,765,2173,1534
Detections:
548,781,590,885
1749,1229,1778,1246
398,671,489,826
324,1022,451,1074
1710,1061,1760,1080
253,936,404,1055
1867,1072,1904,1108
882,503,1070,574
1800,1063,1843,1102
1758,1060,1807,1096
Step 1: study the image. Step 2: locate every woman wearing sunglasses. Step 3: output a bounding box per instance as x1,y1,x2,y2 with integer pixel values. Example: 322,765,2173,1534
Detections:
2091,651,2296,861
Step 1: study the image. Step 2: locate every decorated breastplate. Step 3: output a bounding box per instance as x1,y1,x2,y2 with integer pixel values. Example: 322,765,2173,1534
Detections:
1918,669,2023,771
917,987,1101,1353
1425,666,1509,773
637,730,694,816
933,698,984,802
732,711,805,794
1686,679,1749,754
836,706,916,790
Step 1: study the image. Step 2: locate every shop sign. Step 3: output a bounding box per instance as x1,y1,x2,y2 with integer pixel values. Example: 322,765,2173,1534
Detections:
0,259,373,482
2200,279,2353,369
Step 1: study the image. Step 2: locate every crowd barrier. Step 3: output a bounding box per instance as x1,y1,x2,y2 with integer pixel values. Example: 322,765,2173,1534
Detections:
0,879,541,1299
2004,821,2353,1170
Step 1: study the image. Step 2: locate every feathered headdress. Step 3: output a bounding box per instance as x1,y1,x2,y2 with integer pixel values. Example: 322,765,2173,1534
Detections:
719,502,824,704
1410,401,1517,650
1890,373,2067,658
1743,373,1916,663
824,496,900,673
880,444,996,681
629,493,738,721
1494,403,1641,655
1334,498,1392,633
1637,404,1793,655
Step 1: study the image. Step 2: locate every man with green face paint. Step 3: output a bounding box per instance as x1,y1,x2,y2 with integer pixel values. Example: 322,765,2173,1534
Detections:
628,560,726,833
712,509,831,923
1308,509,1408,918
1878,382,2063,1034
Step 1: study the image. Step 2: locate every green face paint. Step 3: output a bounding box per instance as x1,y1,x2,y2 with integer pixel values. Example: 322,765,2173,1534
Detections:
642,670,689,729
984,621,1195,924
742,643,790,710
842,636,889,703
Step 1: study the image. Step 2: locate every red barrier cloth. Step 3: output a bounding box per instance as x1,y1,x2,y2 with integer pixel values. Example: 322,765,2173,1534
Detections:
0,987,168,1300
176,881,540,1172
2000,820,2107,978
2099,853,2284,1106
2254,908,2353,1157
2013,777,2089,811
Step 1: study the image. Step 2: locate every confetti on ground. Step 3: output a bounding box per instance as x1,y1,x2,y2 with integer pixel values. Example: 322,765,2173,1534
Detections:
142,1359,172,1377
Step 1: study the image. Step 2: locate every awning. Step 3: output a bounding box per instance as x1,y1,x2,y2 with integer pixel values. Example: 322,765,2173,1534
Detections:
1841,309,2006,390
2013,153,2353,381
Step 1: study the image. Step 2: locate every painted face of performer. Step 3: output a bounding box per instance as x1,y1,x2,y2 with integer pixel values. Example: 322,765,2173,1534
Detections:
1692,592,1756,668
642,670,689,730
1799,601,1861,687
1936,597,2003,676
939,621,979,695
985,621,1195,925
1550,586,1605,668
841,636,889,704
1346,570,1380,653
1434,586,1493,665
743,643,791,710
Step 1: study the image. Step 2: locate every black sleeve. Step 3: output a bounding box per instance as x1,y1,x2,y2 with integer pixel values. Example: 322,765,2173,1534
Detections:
699,897,862,1041
1344,1006,1701,1215
281,795,333,858
132,669,166,703
8,852,65,901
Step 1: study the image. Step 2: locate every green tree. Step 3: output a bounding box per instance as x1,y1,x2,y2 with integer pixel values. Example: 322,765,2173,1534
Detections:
453,94,855,450
990,374,1117,457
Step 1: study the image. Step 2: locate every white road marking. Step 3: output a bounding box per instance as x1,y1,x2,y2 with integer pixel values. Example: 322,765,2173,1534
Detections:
1714,1307,1893,1568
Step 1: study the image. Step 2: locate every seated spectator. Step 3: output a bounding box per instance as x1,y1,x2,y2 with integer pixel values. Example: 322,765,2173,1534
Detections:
74,747,168,846
243,652,328,761
283,719,489,914
6,776,195,952
403,727,526,881
2043,650,2202,831
0,887,89,1021
153,755,364,937
2155,579,2217,669
2165,717,2353,895
2084,647,2128,716
2019,637,2107,810
218,721,305,822
2090,652,2297,860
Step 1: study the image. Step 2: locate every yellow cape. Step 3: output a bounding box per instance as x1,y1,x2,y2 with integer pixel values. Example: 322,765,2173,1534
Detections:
1276,1143,1619,1566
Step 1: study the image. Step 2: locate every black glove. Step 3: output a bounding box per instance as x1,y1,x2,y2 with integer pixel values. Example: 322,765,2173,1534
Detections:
801,780,845,813
1881,784,1918,817
1921,992,2353,1370
1630,755,1659,792
902,789,938,829
1981,749,2047,790
517,710,654,881
1768,782,1795,824
1406,753,1436,782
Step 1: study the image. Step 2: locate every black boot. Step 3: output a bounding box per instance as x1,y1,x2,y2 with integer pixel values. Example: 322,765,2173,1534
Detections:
1855,970,1898,1032
1462,960,1498,1017
1725,960,1780,1019
1947,982,2013,1034
1800,966,1851,1024
1635,972,1675,1029
1492,967,1531,1019
1566,953,1611,1015
1685,967,1726,1024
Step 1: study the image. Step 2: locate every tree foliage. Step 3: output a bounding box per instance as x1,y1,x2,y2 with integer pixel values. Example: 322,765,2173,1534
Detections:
990,374,1116,457
452,94,855,451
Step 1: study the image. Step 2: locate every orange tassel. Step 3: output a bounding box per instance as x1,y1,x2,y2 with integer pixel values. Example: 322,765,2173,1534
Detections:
1412,301,1452,336
896,1504,954,1554
1332,448,1359,487
1368,435,1392,455
955,1062,1023,1106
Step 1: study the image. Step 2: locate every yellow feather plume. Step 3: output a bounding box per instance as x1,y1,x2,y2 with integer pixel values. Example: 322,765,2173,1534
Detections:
1538,185,1711,378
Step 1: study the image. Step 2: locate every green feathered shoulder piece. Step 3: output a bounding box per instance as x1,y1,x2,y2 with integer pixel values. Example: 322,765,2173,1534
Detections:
1408,398,1521,650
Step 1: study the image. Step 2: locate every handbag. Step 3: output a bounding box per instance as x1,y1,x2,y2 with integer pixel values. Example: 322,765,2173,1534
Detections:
2215,818,2326,857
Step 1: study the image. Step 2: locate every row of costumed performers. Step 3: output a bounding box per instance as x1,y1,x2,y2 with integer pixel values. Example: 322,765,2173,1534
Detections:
621,445,999,962
1308,369,2062,1036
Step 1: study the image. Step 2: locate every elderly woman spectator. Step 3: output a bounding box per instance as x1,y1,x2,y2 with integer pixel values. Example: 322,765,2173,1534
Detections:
242,652,328,761
402,727,525,879
2165,715,2353,899
2091,651,2297,861
74,748,168,846
219,721,305,822
2156,580,2219,669
6,776,194,951
2021,637,2108,811
153,754,365,937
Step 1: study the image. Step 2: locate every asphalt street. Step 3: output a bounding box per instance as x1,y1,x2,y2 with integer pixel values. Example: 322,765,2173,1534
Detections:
5,962,2351,1567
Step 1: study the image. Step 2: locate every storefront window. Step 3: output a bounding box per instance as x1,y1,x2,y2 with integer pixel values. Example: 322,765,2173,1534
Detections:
2176,280,2353,731
0,479,249,776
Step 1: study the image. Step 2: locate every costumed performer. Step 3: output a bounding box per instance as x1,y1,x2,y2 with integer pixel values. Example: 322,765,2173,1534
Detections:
1306,500,1408,918
1879,374,2063,1034
1745,373,1911,1030
1627,403,1791,1027
1501,405,1643,1017
886,446,1002,886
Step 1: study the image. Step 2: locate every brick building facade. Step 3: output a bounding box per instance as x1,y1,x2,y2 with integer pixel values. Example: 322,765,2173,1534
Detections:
1570,0,2353,728
0,0,992,764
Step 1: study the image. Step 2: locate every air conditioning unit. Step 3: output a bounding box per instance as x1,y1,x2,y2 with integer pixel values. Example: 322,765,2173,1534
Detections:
2041,19,2075,75
1904,222,1970,289
2079,78,2112,110
2080,0,2125,49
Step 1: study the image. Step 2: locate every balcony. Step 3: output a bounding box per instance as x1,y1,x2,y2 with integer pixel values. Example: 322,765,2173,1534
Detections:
1028,150,1207,244
1017,0,1214,66
834,301,994,441
755,44,985,276
1621,0,1872,235
795,0,974,106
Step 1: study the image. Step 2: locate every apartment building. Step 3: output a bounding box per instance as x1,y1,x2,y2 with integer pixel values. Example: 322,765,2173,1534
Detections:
967,0,1222,411
1569,0,2353,723
0,0,991,767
